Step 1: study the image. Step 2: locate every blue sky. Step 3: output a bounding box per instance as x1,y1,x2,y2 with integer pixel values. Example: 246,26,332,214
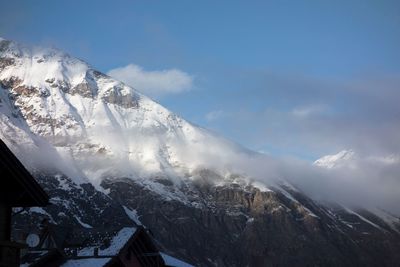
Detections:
2,0,400,160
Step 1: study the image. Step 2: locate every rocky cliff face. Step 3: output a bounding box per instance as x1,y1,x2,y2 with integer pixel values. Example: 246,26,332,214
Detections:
2,38,400,266
101,177,400,267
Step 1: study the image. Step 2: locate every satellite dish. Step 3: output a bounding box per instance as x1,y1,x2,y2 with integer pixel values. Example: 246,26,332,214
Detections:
26,233,40,248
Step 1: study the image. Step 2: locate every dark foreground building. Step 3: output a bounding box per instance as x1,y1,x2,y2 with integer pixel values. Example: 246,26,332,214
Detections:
0,139,49,267
23,226,193,267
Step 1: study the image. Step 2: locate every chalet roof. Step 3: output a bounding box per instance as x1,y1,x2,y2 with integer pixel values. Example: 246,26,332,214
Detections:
160,252,195,267
0,139,49,207
77,227,137,257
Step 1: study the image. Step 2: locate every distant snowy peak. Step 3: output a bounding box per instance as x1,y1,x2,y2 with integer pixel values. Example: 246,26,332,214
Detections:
314,150,355,169
314,149,400,170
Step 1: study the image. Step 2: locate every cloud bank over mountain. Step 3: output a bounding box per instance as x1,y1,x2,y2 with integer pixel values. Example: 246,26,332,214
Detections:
107,64,193,98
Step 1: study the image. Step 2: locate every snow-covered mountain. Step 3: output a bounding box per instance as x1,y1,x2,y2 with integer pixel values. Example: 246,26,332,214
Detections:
0,37,252,190
2,38,400,267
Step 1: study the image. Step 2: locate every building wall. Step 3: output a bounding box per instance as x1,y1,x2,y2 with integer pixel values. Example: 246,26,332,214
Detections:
0,203,11,241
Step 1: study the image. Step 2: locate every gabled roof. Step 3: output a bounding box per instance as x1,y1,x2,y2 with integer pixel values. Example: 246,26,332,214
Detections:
0,139,49,207
77,227,138,257
160,252,195,267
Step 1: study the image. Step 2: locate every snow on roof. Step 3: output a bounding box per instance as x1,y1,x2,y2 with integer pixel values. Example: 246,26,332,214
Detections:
123,206,142,225
60,258,112,267
160,252,195,267
77,227,137,257
99,227,137,256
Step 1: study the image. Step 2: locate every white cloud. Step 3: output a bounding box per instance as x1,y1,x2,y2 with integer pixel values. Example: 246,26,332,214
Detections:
291,104,328,118
107,64,193,98
306,150,400,214
205,110,229,121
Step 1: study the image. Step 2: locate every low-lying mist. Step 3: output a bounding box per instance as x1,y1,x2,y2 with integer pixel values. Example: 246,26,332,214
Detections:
20,127,400,216
172,138,400,216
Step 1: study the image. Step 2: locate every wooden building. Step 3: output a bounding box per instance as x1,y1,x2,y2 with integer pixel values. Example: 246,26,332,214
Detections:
25,226,193,267
0,139,49,267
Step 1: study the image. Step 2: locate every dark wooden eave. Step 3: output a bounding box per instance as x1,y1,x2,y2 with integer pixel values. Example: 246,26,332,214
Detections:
0,139,49,207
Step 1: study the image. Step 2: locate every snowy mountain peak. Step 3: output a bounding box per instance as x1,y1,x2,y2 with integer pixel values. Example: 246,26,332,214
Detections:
0,38,251,189
314,149,355,169
0,38,139,106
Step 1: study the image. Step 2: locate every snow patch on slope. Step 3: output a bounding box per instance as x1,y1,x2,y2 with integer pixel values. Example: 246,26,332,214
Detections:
74,215,93,229
369,208,400,232
343,207,384,231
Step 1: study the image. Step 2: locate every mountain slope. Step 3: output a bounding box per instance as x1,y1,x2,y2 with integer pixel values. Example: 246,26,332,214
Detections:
1,38,400,267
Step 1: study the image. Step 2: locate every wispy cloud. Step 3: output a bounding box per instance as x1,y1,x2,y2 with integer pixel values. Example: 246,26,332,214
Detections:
107,64,193,98
205,110,229,121
203,70,400,159
291,104,329,118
